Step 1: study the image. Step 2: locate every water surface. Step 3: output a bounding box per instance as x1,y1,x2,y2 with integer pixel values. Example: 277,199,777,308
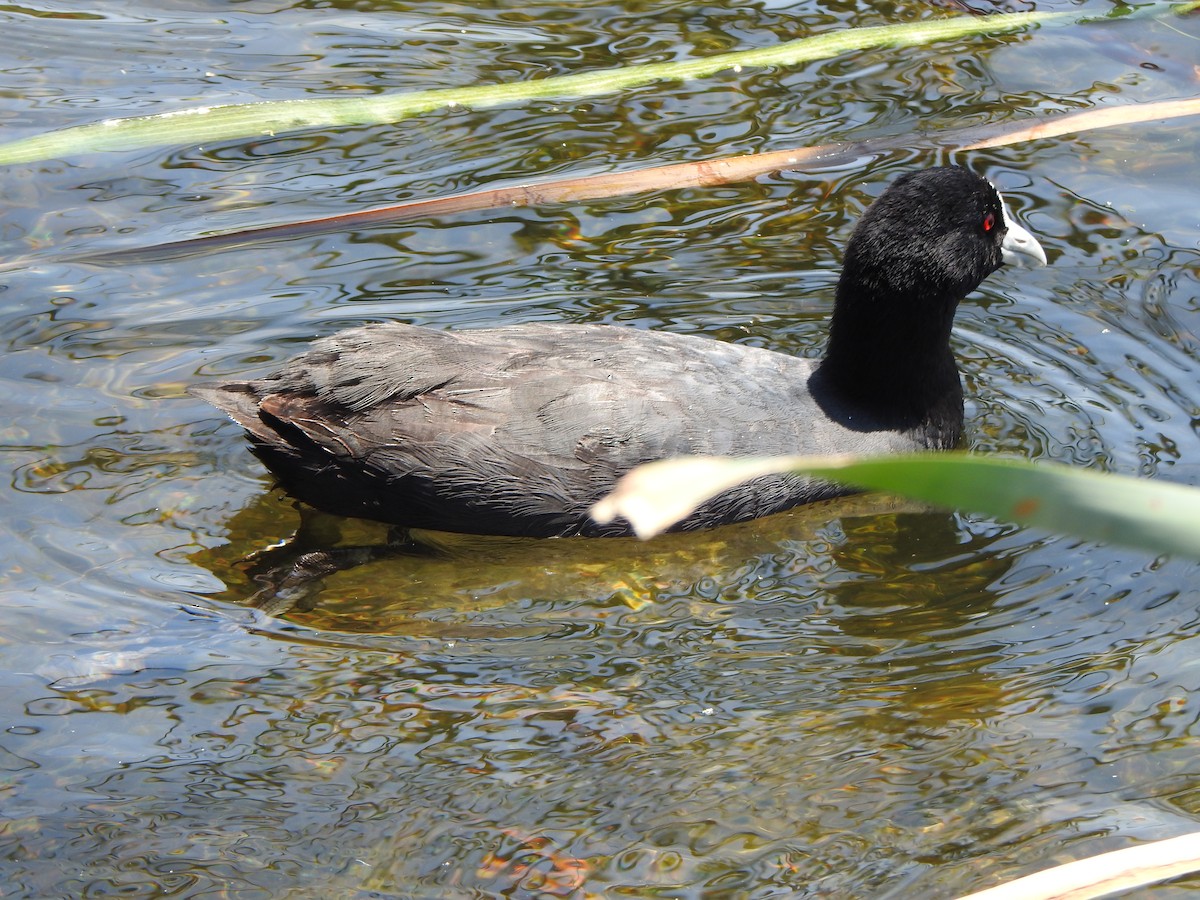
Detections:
2,0,1200,896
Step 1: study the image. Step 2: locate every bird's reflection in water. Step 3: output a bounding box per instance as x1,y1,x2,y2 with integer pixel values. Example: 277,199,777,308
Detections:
196,486,1015,645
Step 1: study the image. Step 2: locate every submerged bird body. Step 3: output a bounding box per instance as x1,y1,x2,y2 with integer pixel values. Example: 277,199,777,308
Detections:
193,167,1046,537
195,324,926,537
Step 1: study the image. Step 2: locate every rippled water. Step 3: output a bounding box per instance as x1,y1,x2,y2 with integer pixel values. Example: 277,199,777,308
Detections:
2,0,1200,896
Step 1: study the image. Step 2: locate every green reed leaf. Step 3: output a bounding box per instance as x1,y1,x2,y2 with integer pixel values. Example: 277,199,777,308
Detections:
0,8,1080,166
592,452,1200,557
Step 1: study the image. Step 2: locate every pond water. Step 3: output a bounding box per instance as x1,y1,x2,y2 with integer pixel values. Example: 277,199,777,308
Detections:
2,0,1199,896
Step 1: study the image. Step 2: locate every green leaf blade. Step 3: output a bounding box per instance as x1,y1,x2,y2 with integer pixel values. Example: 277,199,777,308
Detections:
798,455,1200,556
595,453,1200,557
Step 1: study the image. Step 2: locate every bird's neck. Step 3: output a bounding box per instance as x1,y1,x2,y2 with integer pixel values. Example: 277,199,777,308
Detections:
814,282,964,445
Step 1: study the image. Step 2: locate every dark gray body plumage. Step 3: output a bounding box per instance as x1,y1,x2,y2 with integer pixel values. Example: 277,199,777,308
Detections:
192,322,934,537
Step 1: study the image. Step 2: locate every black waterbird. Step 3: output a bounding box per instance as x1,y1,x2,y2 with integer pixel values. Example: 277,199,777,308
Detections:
193,166,1046,538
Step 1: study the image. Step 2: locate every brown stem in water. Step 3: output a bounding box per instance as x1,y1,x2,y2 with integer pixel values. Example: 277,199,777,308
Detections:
18,96,1200,269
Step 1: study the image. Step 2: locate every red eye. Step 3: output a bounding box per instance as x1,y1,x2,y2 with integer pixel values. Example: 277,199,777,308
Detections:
983,212,996,232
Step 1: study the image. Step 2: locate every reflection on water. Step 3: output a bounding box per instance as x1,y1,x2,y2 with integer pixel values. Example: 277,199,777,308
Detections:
3,0,1200,896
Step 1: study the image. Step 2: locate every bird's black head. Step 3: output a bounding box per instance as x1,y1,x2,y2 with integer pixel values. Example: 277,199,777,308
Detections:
835,166,1045,318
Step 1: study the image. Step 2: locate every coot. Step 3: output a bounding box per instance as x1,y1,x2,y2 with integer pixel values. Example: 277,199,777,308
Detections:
193,167,1046,538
